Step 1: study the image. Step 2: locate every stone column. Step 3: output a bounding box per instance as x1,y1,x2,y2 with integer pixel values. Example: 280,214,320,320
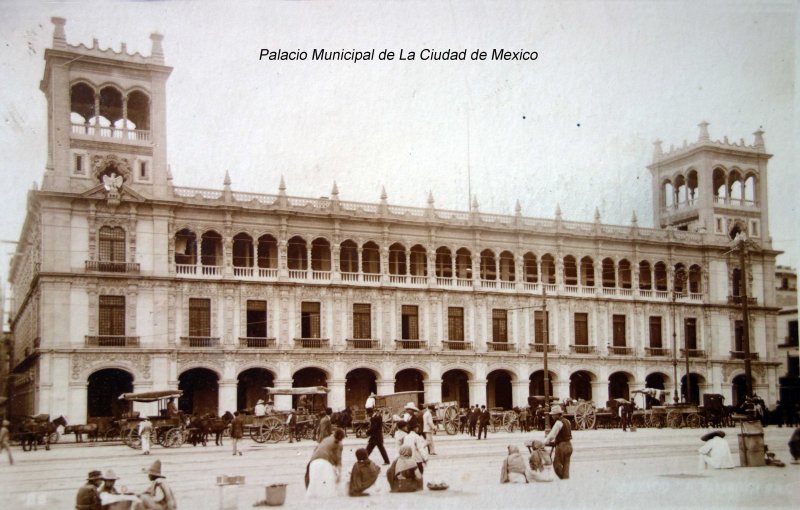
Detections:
272,379,293,411
328,379,347,411
377,379,395,396
469,380,487,407
332,242,341,282
553,380,570,402
592,382,609,408
306,245,313,278
512,381,528,409
424,379,443,404
218,380,237,414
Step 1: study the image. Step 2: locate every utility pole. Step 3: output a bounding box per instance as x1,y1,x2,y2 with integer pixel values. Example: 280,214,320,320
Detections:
542,287,551,431
735,232,754,397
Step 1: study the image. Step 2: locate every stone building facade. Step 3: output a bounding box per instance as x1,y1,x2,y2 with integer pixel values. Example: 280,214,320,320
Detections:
7,19,783,423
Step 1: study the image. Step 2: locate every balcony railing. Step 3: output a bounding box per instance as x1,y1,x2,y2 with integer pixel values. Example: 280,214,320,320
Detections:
442,341,473,351
311,270,331,281
680,348,706,358
730,351,760,360
727,295,758,306
481,279,498,289
570,344,596,354
363,273,381,283
288,269,307,280
85,260,140,273
239,337,276,348
645,347,671,357
347,339,380,349
395,339,427,350
294,338,330,349
180,336,220,347
608,346,633,355
529,343,557,353
85,335,140,347
487,342,517,352
71,123,151,142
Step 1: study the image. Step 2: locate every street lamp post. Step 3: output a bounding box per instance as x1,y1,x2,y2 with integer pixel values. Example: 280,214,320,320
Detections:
733,231,756,398
672,268,688,404
542,287,551,431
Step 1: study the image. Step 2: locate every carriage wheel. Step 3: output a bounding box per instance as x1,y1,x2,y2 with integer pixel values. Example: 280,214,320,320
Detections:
127,428,142,450
631,413,645,429
666,409,683,429
383,421,394,437
163,428,184,448
354,424,367,439
443,406,459,435
575,402,596,430
685,413,703,428
103,428,120,442
250,425,267,443
502,411,518,432
261,417,284,443
645,413,664,429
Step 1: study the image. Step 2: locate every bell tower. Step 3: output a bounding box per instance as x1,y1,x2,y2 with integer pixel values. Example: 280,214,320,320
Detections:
648,122,772,246
39,17,172,198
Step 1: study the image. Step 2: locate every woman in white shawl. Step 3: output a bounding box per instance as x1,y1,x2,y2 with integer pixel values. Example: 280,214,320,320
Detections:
527,440,555,482
500,445,528,483
305,428,345,498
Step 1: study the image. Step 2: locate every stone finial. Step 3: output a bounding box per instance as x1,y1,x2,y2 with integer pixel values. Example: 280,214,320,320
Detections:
594,207,601,223
555,203,562,219
51,17,67,49
380,186,387,202
698,121,710,142
427,191,434,207
753,128,765,151
471,195,479,211
631,210,638,225
515,199,521,215
121,42,127,55
150,32,165,63
166,165,173,181
652,139,663,161
32,180,39,191
331,181,339,197
223,170,231,187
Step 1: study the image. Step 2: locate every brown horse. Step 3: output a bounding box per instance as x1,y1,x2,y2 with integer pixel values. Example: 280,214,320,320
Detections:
64,423,98,443
18,415,67,451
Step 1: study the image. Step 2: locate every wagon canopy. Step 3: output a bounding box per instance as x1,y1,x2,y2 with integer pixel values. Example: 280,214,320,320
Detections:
265,386,329,396
118,390,183,402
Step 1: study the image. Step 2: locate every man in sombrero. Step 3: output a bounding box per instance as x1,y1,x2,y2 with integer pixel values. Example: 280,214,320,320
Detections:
138,460,177,510
698,430,734,469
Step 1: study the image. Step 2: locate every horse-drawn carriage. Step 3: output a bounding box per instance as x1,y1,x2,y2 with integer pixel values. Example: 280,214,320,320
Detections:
351,391,460,436
117,390,188,449
249,386,328,443
9,414,67,451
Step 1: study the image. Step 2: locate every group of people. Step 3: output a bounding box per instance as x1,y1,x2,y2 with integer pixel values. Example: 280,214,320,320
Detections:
500,404,573,483
458,405,492,438
76,460,176,510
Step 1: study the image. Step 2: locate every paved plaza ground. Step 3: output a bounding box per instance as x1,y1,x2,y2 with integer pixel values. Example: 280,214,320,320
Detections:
0,425,796,509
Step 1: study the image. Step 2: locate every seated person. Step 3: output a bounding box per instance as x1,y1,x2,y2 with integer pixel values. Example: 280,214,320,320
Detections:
348,448,381,496
698,430,734,469
500,445,528,483
527,440,555,482
386,446,422,492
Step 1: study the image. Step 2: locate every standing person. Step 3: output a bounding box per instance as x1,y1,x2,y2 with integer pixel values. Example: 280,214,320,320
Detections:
75,470,103,510
138,460,177,510
305,428,345,498
253,399,266,422
519,408,529,433
348,448,381,497
317,408,333,442
365,392,376,412
477,405,490,440
0,419,13,465
422,404,437,455
138,417,153,456
402,424,429,474
365,408,390,465
544,405,573,479
402,402,419,432
698,430,734,469
619,402,632,432
468,406,479,436
286,408,297,444
458,408,467,434
230,411,244,456
393,421,408,450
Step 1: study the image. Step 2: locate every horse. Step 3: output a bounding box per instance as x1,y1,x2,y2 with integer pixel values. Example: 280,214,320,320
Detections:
187,415,210,447
206,411,234,446
19,415,67,451
332,408,353,436
64,423,99,443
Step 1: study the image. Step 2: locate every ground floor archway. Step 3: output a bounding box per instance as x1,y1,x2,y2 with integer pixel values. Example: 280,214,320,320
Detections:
644,372,669,406
487,370,513,409
681,373,704,405
442,369,470,408
395,368,425,404
178,368,219,415
293,367,329,410
569,371,593,401
87,368,134,418
346,368,377,410
529,370,557,399
237,368,274,411
608,371,632,402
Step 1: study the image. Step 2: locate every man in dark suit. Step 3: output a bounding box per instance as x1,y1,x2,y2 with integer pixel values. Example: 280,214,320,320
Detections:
468,406,479,436
477,405,490,440
365,408,390,465
75,470,103,510
317,407,333,442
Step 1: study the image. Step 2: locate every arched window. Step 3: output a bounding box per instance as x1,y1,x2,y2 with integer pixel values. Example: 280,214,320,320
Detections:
232,233,254,268
674,175,686,205
663,180,674,207
455,248,472,279
436,247,452,278
619,259,632,289
713,168,727,199
257,235,277,269
523,253,538,283
580,256,594,287
362,242,380,274
287,236,307,270
480,250,497,280
687,170,698,203
564,256,577,285
389,243,407,275
311,238,331,271
174,229,197,265
410,245,427,277
689,264,702,294
654,262,668,291
673,263,687,293
744,174,757,203
126,90,150,131
340,240,358,273
200,231,223,267
541,254,555,284
601,258,615,288
638,261,652,290
499,251,515,282
729,170,743,202
70,83,95,126
99,86,124,132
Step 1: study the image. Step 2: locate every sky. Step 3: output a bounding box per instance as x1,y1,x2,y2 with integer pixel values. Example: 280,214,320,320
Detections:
0,0,797,289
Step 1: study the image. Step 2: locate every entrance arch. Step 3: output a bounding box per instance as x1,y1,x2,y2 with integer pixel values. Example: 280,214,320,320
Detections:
346,368,377,410
529,370,558,399
178,368,219,415
487,370,514,409
87,368,134,419
292,367,329,410
569,371,594,401
644,372,669,406
442,369,470,408
395,368,425,404
681,373,705,405
237,368,274,411
732,374,751,407
608,372,632,401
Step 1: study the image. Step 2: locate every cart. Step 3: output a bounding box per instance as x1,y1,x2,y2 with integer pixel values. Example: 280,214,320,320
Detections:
431,401,460,435
631,389,669,428
250,386,329,443
371,391,424,436
118,390,186,449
